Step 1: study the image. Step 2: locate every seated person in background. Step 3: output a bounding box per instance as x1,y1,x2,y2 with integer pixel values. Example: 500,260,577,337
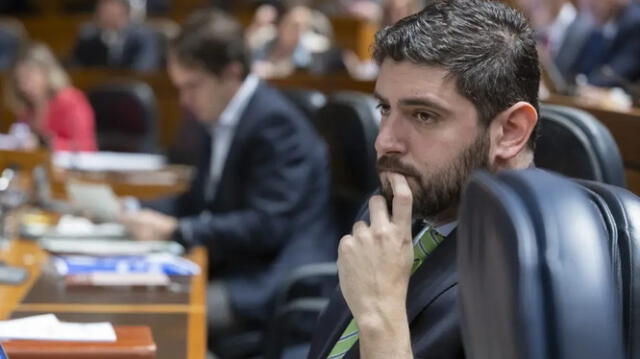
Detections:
245,3,279,56
514,0,580,98
515,0,578,62
251,5,344,78
0,22,23,70
69,0,161,71
343,0,426,80
570,0,640,108
120,10,337,352
573,0,640,86
308,0,539,358
4,42,97,152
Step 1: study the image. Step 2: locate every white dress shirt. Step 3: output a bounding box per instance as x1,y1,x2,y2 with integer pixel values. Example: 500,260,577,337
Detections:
546,2,577,57
205,74,260,201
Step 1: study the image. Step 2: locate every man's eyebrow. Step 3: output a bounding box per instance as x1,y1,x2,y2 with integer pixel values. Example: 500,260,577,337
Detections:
399,97,450,114
374,90,450,113
373,91,387,103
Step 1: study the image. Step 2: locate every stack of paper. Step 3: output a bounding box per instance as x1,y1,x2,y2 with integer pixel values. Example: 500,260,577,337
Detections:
40,238,184,256
53,151,166,172
54,253,200,276
0,314,116,342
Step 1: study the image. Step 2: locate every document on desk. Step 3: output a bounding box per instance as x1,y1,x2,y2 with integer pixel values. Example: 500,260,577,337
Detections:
53,151,166,172
40,238,185,256
66,181,121,222
0,314,116,342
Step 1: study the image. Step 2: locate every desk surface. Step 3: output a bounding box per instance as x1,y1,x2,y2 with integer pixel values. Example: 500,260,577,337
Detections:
0,239,208,359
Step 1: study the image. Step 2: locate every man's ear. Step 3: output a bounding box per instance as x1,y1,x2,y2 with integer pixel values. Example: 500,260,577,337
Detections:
489,101,538,164
220,62,244,81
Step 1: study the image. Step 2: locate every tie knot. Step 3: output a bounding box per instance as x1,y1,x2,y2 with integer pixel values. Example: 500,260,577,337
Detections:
411,227,445,274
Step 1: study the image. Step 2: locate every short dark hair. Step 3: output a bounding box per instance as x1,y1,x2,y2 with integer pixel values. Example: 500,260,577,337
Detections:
373,0,540,149
98,0,130,11
170,10,248,78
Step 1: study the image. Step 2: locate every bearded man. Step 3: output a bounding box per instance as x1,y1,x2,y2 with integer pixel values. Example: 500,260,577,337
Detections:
307,0,540,358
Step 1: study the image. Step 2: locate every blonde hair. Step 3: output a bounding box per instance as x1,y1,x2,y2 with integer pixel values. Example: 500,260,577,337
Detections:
4,41,70,114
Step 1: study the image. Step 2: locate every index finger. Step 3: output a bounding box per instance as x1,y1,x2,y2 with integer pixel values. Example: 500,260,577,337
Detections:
389,173,413,227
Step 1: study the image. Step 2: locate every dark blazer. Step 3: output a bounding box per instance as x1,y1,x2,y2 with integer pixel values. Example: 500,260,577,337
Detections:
308,213,464,359
146,81,337,327
70,23,161,71
554,15,593,85
0,28,19,70
558,3,640,87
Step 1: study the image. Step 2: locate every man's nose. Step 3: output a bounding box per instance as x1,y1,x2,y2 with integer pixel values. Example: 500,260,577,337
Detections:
375,115,407,156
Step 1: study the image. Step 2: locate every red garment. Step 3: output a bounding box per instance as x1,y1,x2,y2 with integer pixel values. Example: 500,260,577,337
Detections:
21,87,97,152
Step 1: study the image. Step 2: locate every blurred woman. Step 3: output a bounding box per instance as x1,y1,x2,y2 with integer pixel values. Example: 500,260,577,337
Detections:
251,5,340,78
4,42,97,151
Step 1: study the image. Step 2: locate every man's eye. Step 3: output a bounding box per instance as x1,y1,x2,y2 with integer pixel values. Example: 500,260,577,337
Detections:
414,112,434,122
376,103,390,116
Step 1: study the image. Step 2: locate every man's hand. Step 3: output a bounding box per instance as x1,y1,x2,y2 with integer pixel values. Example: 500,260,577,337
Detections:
337,173,414,358
120,209,178,242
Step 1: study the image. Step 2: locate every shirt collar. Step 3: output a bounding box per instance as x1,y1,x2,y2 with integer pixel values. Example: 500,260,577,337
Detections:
215,74,260,129
414,219,458,239
435,221,458,237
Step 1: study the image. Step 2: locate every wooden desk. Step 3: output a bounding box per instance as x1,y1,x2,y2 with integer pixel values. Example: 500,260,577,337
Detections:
0,239,208,359
0,149,191,200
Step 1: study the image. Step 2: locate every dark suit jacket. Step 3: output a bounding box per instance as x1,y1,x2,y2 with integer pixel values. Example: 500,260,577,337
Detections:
0,28,19,70
557,3,640,87
554,15,593,85
146,82,337,327
308,214,464,359
70,23,161,71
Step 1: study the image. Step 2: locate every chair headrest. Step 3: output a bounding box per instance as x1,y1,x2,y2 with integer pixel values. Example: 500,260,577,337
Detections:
536,104,626,187
458,169,624,359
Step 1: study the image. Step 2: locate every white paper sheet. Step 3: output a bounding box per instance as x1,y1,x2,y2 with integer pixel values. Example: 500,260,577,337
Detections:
53,151,166,172
0,314,117,342
66,181,121,222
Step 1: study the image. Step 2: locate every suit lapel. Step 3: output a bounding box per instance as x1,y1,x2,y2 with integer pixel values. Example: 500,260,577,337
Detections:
406,232,458,322
312,289,353,359
555,17,593,79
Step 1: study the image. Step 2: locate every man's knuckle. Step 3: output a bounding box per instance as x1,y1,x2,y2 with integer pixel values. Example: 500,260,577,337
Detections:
352,221,368,235
372,225,390,238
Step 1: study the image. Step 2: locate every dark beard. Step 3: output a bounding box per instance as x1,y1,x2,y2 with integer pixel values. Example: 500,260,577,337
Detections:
377,131,491,220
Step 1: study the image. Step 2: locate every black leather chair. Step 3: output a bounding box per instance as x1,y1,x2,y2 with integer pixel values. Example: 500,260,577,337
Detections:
263,263,338,359
280,88,327,120
458,169,625,359
577,180,640,359
312,91,380,234
88,80,158,153
536,104,626,187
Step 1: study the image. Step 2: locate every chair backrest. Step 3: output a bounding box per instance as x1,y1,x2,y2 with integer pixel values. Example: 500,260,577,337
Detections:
577,180,640,359
536,104,626,187
280,88,327,120
458,169,624,359
312,91,380,234
88,80,158,153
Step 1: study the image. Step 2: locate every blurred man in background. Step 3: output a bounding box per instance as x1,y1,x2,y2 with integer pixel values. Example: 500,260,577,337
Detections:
69,0,161,71
120,9,337,354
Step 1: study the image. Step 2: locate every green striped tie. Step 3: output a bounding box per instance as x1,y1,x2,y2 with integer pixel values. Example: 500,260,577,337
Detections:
326,226,445,359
